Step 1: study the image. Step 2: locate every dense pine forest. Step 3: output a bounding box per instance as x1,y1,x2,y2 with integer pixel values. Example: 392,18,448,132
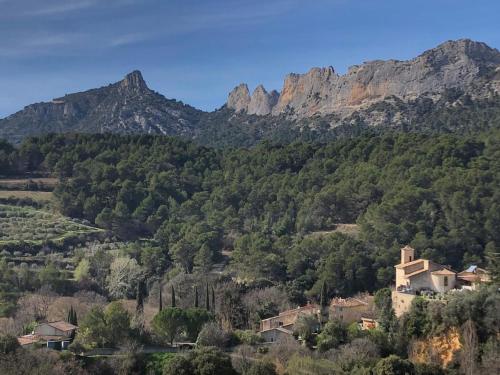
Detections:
2,129,499,299
1,129,500,374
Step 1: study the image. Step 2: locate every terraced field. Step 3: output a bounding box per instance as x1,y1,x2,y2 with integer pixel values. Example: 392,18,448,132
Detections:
0,190,53,202
0,204,103,247
0,177,58,190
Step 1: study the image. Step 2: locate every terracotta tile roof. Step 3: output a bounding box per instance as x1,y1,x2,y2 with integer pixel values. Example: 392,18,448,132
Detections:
401,245,415,252
17,335,41,346
260,326,294,334
431,269,456,276
457,274,480,282
261,304,318,322
46,321,78,332
395,259,425,269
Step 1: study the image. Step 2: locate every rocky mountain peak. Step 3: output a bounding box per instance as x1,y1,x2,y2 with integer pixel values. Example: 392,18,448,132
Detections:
120,70,148,92
420,39,500,70
248,85,280,115
227,83,280,115
227,83,251,112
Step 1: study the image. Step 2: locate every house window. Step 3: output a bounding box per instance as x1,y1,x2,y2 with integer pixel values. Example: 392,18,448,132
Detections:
444,276,448,287
409,256,412,262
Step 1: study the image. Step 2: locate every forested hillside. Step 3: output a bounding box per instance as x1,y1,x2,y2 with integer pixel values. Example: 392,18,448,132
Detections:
2,129,499,301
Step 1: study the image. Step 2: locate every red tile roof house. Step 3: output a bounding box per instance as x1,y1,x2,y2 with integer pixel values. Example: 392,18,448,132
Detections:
18,321,77,350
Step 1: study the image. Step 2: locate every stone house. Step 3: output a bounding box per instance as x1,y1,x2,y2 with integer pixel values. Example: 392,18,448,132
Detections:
457,265,490,290
18,321,77,350
259,303,320,343
329,295,374,324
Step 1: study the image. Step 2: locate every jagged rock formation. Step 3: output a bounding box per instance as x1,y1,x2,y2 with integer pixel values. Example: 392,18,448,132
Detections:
227,84,280,115
248,85,280,116
227,84,251,113
2,39,500,146
229,39,500,118
0,71,204,144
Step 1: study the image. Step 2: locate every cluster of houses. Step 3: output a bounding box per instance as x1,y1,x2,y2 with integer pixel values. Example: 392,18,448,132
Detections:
259,245,490,342
259,295,377,343
13,245,490,349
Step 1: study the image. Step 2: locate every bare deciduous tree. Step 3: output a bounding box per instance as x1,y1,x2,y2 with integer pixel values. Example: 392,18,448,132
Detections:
16,286,57,325
232,344,256,375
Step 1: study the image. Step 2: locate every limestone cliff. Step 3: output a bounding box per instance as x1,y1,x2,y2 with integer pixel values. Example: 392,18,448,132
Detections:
227,84,280,115
248,85,280,115
227,39,500,119
227,84,251,113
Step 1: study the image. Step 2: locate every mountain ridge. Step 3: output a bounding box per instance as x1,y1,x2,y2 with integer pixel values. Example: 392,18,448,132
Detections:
1,38,500,146
0,70,205,144
228,39,500,118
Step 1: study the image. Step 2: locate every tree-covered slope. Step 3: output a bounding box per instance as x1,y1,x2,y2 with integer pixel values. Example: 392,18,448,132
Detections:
4,128,499,298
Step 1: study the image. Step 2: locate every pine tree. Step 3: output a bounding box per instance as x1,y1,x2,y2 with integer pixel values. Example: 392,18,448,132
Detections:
205,283,210,311
194,286,199,308
171,285,176,308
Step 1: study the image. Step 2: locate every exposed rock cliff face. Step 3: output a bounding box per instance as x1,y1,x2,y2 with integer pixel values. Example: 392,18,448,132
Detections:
2,39,500,146
410,328,461,368
229,39,500,118
227,83,251,113
227,84,280,115
248,85,280,115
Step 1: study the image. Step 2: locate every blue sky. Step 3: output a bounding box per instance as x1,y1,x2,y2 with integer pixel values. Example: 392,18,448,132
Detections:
1,0,499,117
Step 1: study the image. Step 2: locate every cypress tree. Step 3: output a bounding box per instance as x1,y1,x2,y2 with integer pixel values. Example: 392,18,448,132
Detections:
320,280,328,308
136,279,145,314
194,286,199,308
171,285,176,308
211,286,215,312
67,306,77,326
205,283,210,311
319,280,329,327
159,284,163,312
